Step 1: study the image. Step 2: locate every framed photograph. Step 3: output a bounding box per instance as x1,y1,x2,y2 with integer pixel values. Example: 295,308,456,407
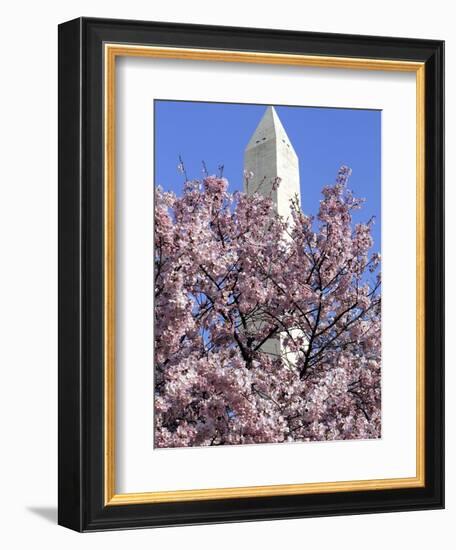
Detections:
58,17,444,531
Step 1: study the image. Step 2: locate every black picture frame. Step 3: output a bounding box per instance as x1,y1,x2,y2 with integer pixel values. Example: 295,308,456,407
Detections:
58,17,444,532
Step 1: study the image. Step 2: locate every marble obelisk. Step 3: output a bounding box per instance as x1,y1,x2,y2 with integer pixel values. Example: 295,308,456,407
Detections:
244,106,301,218
244,106,304,365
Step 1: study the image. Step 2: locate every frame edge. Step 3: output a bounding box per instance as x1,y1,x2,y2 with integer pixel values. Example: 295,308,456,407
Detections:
58,17,84,532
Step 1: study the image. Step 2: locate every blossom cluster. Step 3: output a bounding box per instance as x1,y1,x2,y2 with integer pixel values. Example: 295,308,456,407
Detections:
154,167,381,447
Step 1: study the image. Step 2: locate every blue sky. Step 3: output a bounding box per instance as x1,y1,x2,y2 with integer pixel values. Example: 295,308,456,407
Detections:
154,100,381,254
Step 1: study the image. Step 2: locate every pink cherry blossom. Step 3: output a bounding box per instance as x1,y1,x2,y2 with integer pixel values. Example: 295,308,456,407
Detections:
154,166,381,447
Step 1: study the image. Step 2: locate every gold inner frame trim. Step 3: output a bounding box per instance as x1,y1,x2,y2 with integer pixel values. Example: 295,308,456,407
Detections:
104,44,426,506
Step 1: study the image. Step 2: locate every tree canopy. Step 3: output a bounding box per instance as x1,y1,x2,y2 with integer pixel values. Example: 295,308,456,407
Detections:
154,166,381,447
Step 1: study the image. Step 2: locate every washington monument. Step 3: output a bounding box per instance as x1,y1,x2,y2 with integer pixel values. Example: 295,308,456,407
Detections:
244,106,303,364
244,105,301,218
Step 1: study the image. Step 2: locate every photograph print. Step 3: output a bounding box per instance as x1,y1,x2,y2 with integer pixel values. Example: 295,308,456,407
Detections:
154,100,381,449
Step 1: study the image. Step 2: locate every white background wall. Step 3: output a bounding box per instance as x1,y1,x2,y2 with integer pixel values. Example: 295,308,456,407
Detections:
0,1,451,547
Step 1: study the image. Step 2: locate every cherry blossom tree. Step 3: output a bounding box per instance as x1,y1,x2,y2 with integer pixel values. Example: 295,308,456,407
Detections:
154,166,381,447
